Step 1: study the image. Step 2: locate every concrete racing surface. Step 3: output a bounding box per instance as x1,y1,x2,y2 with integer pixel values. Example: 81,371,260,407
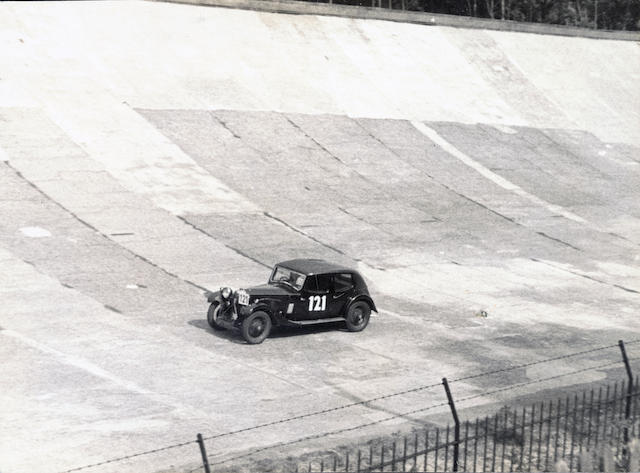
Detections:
1,1,639,472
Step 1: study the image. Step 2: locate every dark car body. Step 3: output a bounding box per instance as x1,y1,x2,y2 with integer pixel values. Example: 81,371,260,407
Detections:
204,259,377,343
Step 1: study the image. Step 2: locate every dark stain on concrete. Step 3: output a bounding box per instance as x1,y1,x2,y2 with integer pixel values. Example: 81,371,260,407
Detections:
535,231,582,252
104,304,122,314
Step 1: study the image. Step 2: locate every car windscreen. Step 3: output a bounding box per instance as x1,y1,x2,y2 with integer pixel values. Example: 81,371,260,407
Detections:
269,266,306,291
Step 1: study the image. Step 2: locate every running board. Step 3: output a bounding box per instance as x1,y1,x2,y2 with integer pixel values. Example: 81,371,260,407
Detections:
287,317,345,326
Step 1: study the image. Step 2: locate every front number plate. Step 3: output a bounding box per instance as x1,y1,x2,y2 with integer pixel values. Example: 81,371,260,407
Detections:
237,289,249,306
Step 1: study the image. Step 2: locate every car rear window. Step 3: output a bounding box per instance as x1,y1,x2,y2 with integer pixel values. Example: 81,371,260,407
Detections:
334,273,354,292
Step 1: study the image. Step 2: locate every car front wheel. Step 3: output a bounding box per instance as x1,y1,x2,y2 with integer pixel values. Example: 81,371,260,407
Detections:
345,301,370,332
241,311,272,344
207,302,225,330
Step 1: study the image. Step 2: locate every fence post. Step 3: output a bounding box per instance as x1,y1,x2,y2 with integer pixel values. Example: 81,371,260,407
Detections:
442,377,460,472
197,433,211,473
619,340,633,444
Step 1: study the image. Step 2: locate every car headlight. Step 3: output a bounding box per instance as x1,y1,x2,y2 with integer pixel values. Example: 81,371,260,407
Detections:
221,287,232,300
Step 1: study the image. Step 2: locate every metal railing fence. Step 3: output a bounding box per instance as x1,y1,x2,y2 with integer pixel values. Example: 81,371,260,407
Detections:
292,378,640,472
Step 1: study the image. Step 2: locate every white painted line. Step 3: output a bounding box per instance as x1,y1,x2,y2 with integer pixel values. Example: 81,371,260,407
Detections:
376,308,429,327
410,121,587,224
378,308,402,318
2,329,151,396
19,227,52,238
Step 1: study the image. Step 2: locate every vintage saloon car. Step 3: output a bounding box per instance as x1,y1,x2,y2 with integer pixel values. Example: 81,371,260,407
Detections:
205,259,377,344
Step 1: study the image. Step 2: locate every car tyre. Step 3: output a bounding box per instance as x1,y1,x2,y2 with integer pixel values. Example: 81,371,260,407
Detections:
241,311,272,344
345,301,370,332
207,302,225,331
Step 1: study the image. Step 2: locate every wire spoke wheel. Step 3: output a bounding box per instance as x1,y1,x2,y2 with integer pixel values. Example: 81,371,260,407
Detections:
207,302,225,330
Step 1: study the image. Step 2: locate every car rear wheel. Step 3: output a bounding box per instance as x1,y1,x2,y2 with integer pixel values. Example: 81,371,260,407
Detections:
241,311,272,344
207,302,225,331
345,301,370,332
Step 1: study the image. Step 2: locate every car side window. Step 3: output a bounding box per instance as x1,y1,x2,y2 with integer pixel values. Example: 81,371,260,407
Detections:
304,276,318,293
305,275,330,294
305,274,333,294
315,274,332,293
334,273,354,293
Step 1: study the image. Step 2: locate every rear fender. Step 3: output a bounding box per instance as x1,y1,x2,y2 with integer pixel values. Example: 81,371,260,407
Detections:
346,294,377,314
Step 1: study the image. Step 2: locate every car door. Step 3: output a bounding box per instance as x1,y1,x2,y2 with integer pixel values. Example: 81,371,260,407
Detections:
326,272,354,316
300,274,331,320
288,278,310,320
289,275,319,320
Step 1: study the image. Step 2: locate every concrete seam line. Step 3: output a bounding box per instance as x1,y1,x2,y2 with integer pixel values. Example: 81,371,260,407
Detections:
152,0,640,41
1,160,208,293
410,120,588,225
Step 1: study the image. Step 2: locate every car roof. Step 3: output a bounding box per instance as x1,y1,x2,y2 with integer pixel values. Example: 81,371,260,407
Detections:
277,259,355,276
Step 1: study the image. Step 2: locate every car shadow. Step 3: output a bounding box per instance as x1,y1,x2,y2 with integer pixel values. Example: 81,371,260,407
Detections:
188,319,245,344
188,319,347,344
269,322,346,339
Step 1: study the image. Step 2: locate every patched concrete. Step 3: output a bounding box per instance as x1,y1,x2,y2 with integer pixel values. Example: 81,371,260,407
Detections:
0,2,639,473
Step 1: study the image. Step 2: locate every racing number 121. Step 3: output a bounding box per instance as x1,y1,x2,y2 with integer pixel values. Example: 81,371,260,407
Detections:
308,295,326,311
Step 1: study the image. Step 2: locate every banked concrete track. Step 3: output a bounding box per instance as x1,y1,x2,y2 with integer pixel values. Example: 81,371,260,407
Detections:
1,2,639,472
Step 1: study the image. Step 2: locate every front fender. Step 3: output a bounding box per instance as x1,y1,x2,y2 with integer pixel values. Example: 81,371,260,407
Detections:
240,301,282,325
241,301,272,316
205,291,221,303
